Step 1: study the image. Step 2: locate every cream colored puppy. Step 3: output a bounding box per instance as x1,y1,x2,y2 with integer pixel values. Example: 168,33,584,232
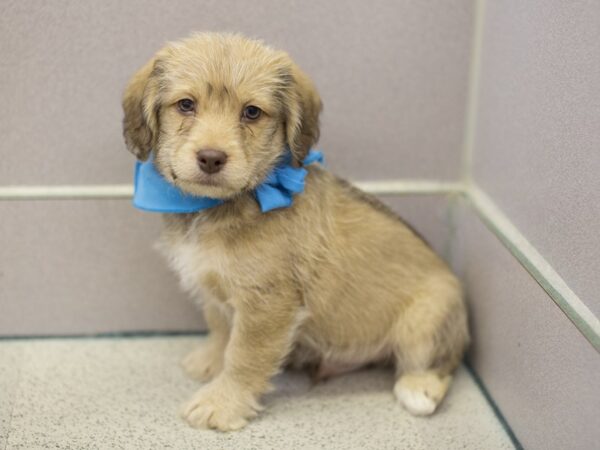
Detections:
122,33,469,431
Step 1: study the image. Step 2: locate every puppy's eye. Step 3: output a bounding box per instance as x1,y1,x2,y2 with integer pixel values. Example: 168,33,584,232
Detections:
242,105,262,121
177,98,195,114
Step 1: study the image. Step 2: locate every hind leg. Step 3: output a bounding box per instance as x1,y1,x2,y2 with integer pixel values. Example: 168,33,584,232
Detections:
392,277,469,415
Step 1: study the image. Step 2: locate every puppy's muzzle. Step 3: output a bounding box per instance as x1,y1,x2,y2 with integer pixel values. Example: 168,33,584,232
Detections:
197,149,227,174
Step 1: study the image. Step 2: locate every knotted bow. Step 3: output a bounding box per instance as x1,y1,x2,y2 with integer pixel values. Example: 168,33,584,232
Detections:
133,150,324,214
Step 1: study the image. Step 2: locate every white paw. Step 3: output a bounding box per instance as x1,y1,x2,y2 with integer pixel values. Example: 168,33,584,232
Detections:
394,372,450,416
181,342,224,382
394,384,437,416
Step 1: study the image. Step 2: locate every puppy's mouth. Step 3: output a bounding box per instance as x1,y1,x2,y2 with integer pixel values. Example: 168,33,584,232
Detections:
169,168,224,187
177,175,222,189
194,174,220,186
173,174,240,199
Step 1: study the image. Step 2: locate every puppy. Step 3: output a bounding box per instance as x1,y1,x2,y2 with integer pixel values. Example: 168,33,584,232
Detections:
122,33,469,431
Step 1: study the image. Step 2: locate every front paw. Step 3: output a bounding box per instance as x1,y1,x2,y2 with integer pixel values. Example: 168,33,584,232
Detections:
181,341,224,382
181,378,261,431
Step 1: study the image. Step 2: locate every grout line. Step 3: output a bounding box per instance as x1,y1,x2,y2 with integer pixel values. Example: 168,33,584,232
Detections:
0,180,465,200
0,330,206,341
468,184,600,352
461,0,486,183
465,362,524,450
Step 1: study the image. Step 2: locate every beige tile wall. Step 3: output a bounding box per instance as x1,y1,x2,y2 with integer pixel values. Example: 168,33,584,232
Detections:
461,1,600,448
0,200,204,336
0,195,455,336
0,0,472,185
472,0,600,317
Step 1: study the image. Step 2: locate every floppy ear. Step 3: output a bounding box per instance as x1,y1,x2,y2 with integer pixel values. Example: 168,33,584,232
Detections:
121,57,162,161
284,63,323,163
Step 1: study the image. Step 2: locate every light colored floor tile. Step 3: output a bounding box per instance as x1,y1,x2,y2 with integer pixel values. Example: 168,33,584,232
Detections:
2,337,513,450
0,342,27,450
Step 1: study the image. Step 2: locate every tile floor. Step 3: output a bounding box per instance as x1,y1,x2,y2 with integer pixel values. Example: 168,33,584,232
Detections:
0,336,514,450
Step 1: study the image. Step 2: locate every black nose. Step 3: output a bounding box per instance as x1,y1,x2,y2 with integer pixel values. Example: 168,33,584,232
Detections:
197,149,227,174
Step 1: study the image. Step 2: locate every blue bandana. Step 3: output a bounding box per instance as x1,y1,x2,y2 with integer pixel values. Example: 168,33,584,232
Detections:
133,149,324,214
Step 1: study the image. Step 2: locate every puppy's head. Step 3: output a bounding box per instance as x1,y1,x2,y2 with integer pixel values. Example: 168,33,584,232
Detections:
122,33,322,199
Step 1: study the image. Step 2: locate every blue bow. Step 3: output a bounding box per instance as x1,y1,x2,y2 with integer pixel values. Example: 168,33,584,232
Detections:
133,150,324,214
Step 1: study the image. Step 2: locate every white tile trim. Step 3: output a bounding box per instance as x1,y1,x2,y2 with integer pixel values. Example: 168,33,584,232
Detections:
468,185,600,352
0,185,134,200
354,180,464,195
0,180,464,200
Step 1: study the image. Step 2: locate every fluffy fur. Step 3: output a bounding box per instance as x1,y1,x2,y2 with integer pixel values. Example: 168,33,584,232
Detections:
122,32,469,431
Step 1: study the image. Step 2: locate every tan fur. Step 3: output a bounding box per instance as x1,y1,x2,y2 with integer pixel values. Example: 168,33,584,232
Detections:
122,32,469,431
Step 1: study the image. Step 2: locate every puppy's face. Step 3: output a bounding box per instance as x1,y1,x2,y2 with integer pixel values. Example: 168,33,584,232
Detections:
122,33,322,199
